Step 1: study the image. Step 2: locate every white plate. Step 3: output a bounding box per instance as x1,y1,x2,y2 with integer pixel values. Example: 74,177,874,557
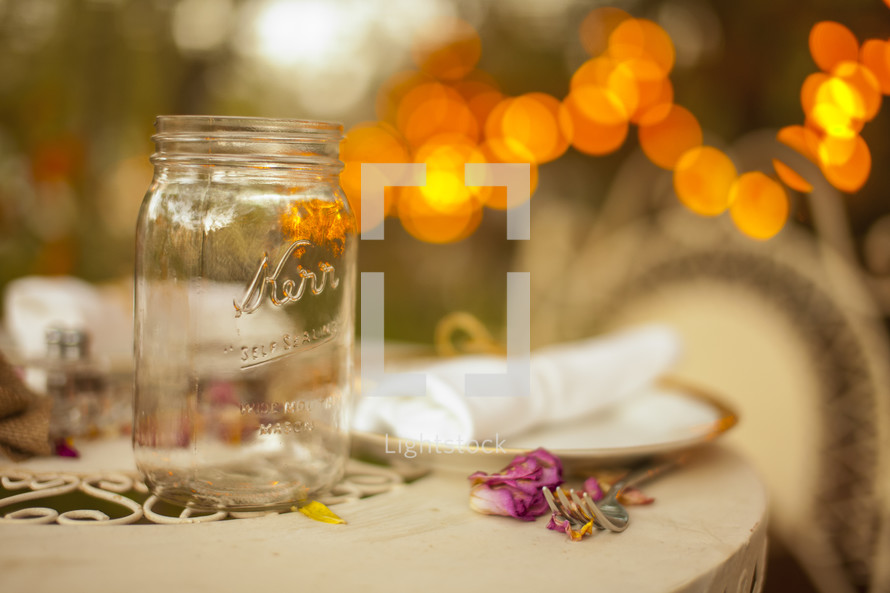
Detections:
351,378,737,475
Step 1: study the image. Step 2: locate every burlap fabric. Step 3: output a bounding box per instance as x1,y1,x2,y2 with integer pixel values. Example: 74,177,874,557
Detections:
0,350,51,461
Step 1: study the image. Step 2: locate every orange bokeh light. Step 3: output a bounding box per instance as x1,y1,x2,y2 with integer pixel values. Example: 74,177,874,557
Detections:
772,159,814,193
573,55,673,126
817,133,859,167
729,172,789,240
413,134,483,169
573,57,634,99
579,7,631,57
414,134,489,204
638,105,702,170
673,146,738,216
800,71,829,115
608,18,675,77
572,56,641,119
417,168,474,215
567,85,630,126
339,122,411,230
396,82,479,149
411,18,482,81
400,129,486,242
358,8,881,245
375,70,433,125
340,121,410,163
808,21,859,74
860,39,890,95
832,60,882,122
820,134,871,193
777,125,820,164
559,86,629,156
475,138,539,210
800,72,845,125
777,124,871,194
398,182,482,243
499,93,569,164
800,67,878,138
451,77,504,132
622,60,674,124
809,98,861,139
483,98,518,161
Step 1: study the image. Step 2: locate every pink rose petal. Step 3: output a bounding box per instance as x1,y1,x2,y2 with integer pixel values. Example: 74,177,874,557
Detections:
467,448,564,520
583,476,604,502
546,512,593,541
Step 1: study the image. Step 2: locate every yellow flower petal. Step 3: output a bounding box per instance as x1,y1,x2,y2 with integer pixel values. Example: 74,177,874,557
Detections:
568,520,594,541
294,501,347,525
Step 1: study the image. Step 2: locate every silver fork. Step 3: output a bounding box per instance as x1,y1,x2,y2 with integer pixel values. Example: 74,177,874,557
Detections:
543,485,618,533
592,457,681,532
542,486,588,532
543,456,683,533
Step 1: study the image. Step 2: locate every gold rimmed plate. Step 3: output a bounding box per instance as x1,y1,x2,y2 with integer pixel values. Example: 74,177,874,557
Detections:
350,377,737,475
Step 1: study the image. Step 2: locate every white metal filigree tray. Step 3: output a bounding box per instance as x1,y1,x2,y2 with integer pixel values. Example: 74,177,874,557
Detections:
0,438,404,526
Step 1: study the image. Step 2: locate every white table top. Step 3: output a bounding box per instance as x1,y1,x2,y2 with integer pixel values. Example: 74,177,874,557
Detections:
0,444,767,593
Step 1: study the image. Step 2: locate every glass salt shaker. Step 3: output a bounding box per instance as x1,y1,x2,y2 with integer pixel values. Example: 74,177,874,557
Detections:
44,327,106,439
134,116,356,510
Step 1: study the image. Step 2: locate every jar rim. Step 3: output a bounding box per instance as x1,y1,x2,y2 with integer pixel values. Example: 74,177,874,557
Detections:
154,115,343,140
151,115,343,171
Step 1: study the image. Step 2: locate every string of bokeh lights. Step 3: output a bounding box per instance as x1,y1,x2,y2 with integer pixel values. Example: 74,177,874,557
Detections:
340,5,890,244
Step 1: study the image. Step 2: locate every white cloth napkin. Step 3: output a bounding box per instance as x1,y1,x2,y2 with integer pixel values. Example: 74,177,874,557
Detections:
3,276,133,365
353,324,681,442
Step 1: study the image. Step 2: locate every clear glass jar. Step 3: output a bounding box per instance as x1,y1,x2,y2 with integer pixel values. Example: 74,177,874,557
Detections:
134,116,356,511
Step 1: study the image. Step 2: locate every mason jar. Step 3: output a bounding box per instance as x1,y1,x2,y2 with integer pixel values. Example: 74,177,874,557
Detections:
134,116,356,511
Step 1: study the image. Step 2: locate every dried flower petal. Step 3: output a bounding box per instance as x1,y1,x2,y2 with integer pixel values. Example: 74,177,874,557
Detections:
295,500,346,524
618,487,655,505
583,476,604,501
467,447,563,520
546,513,594,541
589,469,625,486
470,482,544,520
586,471,655,505
54,438,79,458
